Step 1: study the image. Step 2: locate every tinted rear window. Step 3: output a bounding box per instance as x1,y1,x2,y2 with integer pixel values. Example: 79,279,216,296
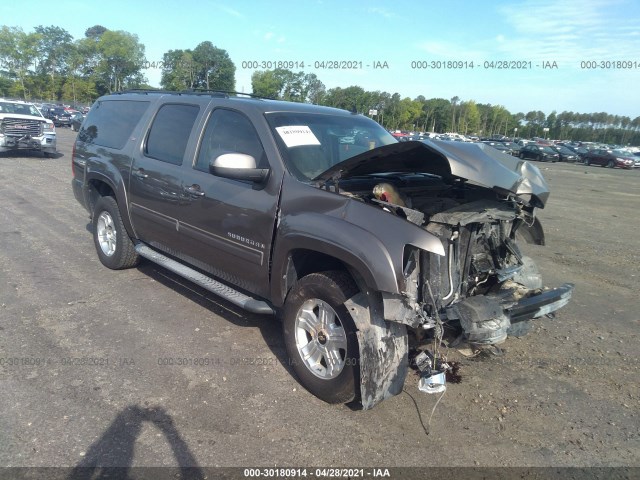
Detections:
79,100,150,149
144,104,200,165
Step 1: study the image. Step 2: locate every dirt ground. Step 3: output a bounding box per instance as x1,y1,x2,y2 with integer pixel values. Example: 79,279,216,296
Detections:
0,128,638,474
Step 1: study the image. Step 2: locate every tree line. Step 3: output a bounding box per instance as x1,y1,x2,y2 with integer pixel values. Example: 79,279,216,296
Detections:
1,24,638,145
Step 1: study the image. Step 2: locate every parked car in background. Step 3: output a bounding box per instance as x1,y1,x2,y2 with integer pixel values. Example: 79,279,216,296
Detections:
500,141,521,156
518,144,560,162
583,149,636,169
0,99,57,157
481,141,513,155
42,106,72,127
70,112,86,132
550,145,578,162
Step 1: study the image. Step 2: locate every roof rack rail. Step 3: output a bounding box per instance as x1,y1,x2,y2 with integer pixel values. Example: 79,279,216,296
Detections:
113,89,272,100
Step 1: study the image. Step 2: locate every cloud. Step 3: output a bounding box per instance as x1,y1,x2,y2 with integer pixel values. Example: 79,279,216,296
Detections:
368,7,397,19
216,4,244,18
497,0,640,62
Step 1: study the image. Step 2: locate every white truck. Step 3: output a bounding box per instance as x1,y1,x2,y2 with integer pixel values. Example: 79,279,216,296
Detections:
0,99,57,157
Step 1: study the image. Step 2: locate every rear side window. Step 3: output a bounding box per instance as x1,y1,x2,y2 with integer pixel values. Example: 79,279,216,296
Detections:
145,104,200,165
79,100,150,149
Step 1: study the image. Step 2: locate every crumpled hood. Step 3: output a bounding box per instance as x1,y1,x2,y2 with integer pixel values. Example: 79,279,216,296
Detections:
313,140,550,207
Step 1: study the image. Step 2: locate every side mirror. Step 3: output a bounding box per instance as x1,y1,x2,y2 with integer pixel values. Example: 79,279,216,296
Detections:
209,153,270,183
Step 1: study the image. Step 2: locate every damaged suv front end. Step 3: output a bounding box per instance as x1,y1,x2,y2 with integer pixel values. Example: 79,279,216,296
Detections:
330,140,575,348
302,140,573,408
269,110,573,408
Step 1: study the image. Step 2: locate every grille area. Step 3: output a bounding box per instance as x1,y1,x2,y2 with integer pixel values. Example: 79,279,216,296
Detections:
1,118,44,137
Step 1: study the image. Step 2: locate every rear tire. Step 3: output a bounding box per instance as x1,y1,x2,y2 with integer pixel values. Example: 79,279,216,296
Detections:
283,271,360,404
607,160,615,168
92,196,139,270
585,158,591,166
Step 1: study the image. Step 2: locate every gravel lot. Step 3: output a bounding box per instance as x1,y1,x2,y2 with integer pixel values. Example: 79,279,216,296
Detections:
1,128,639,474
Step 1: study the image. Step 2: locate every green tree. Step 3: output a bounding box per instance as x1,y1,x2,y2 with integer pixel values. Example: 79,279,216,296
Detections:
304,73,325,104
458,100,480,134
192,41,235,91
252,69,325,103
450,96,460,132
251,69,284,98
95,30,146,93
398,97,422,130
161,49,197,90
34,25,74,99
85,25,107,40
0,26,39,98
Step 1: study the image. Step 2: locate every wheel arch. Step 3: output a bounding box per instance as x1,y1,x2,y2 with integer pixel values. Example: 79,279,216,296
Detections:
274,247,376,309
86,173,136,240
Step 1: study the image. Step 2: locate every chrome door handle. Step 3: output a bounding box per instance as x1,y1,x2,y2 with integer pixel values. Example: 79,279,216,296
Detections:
133,169,148,179
185,185,205,197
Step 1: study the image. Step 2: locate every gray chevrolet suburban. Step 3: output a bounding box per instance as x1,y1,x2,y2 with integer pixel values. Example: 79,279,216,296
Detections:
72,90,573,409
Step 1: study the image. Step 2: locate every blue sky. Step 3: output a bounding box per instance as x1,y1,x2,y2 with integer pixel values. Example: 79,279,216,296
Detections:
2,0,639,117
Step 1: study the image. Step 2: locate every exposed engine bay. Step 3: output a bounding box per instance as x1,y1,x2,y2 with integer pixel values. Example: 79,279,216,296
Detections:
313,140,574,398
316,142,573,352
342,173,571,347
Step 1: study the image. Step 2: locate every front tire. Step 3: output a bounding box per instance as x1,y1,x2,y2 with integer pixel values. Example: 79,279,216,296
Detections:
607,160,615,168
92,196,139,270
283,271,360,404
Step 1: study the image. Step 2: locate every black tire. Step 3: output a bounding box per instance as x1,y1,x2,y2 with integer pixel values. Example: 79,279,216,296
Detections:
585,158,591,166
537,154,543,162
519,152,524,159
43,151,56,158
283,271,360,404
92,196,139,270
607,160,615,168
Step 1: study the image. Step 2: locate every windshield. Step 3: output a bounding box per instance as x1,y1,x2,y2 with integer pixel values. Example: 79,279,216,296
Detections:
554,146,573,154
541,146,556,153
0,101,42,117
613,149,632,157
266,112,396,180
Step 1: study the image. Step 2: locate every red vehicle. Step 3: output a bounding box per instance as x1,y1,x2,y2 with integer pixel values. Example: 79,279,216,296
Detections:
583,149,635,169
390,131,410,141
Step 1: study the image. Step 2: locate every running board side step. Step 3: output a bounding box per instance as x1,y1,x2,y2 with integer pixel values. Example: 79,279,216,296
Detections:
135,244,274,315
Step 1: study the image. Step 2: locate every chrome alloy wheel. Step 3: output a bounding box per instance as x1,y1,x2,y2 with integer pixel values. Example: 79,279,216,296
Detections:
294,299,348,379
96,211,117,257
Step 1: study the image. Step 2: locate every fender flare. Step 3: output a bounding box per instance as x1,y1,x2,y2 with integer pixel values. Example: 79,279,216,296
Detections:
85,170,136,239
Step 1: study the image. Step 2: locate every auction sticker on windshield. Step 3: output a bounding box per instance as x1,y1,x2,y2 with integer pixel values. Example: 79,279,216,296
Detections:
275,126,321,148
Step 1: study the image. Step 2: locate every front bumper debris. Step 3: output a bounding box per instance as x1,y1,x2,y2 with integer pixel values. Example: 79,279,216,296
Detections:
508,283,574,323
446,283,575,346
